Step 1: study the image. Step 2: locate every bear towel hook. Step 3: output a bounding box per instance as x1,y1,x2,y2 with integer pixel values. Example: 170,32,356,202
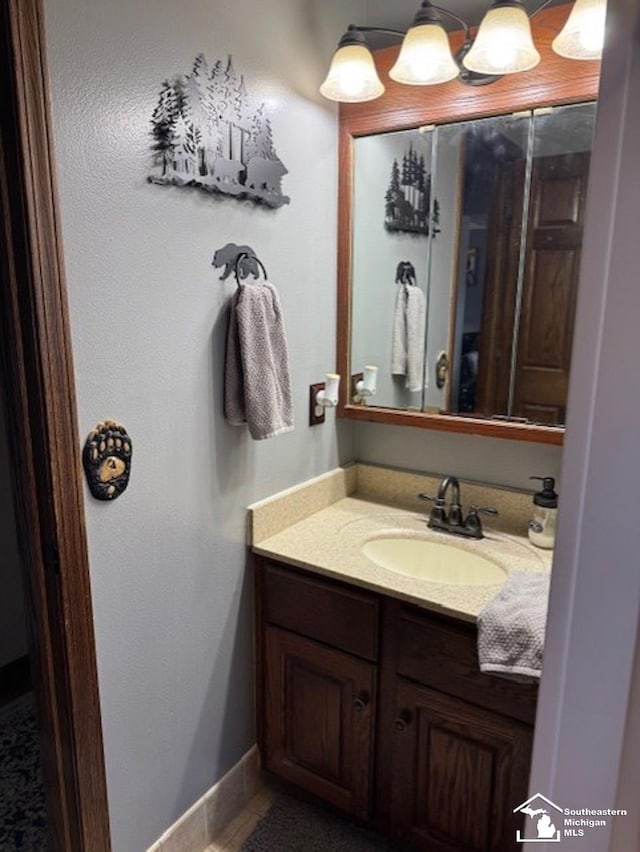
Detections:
212,241,268,288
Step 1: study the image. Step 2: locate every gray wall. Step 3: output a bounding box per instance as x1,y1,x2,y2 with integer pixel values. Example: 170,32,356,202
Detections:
42,1,360,849
0,390,28,669
355,422,563,491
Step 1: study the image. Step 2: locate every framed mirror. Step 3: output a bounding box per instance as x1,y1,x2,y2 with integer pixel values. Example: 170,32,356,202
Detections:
337,5,601,445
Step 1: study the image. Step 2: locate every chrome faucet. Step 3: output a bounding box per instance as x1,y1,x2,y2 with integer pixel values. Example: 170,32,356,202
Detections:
419,475,497,540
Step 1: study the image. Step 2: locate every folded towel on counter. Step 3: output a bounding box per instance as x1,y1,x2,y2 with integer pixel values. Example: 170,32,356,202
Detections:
477,571,551,682
391,283,426,392
224,280,294,440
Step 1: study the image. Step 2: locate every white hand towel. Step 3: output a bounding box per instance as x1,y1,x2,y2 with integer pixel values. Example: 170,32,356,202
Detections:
224,280,294,440
391,284,407,376
405,285,426,392
391,283,426,392
477,571,550,682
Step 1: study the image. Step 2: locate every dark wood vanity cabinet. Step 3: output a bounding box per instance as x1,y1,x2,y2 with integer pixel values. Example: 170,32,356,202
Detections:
255,558,538,850
379,601,537,851
258,561,379,819
262,627,376,819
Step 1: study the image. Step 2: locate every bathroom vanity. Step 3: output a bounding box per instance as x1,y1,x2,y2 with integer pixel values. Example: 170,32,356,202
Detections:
256,559,536,850
250,466,549,851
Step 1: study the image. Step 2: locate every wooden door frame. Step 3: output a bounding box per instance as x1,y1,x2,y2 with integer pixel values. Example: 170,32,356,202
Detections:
0,1,111,850
475,157,526,417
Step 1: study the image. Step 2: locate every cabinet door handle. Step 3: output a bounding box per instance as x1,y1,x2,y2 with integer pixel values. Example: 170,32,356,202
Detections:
352,692,370,713
394,709,412,732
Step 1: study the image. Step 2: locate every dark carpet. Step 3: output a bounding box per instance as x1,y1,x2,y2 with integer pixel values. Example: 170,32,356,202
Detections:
0,695,48,851
241,794,400,851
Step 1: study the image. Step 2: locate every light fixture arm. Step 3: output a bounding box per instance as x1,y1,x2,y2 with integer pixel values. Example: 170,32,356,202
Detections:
342,24,406,41
345,2,471,44
348,1,554,61
530,0,557,19
430,5,471,43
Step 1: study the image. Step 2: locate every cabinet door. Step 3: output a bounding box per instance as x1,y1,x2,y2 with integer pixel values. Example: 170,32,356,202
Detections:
263,625,376,819
389,679,532,852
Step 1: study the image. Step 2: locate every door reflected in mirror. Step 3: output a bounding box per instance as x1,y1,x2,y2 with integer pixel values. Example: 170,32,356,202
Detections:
350,102,597,428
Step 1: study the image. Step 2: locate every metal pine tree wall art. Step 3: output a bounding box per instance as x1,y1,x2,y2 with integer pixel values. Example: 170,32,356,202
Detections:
149,54,290,208
384,144,440,236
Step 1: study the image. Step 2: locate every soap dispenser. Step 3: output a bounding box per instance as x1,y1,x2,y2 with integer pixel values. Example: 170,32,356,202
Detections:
528,476,558,549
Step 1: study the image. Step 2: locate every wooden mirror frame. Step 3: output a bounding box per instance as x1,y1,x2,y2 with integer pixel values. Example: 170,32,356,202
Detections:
336,4,600,445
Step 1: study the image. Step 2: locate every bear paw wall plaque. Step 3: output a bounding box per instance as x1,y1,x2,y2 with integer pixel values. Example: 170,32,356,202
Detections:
83,420,132,500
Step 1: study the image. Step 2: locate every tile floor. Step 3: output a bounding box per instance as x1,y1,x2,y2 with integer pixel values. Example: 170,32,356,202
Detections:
205,787,276,852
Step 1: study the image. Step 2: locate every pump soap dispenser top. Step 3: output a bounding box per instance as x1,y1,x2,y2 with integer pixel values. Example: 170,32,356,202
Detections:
528,476,558,549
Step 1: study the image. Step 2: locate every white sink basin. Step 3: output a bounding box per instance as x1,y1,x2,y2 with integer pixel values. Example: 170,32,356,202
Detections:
362,537,507,586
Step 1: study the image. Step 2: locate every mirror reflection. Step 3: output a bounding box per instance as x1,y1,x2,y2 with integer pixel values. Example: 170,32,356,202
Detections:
350,102,597,427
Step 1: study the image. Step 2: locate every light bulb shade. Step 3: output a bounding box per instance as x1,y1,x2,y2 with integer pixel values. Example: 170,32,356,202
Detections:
552,0,606,60
389,23,459,86
320,41,384,103
463,3,540,75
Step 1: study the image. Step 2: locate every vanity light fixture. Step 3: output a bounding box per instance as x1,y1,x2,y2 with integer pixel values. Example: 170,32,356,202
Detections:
320,0,606,103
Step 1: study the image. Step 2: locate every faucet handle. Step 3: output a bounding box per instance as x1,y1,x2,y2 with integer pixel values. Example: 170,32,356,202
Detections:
463,505,498,538
468,505,498,517
418,493,447,525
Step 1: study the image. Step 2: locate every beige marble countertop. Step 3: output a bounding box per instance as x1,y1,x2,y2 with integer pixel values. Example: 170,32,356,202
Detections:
251,493,552,624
